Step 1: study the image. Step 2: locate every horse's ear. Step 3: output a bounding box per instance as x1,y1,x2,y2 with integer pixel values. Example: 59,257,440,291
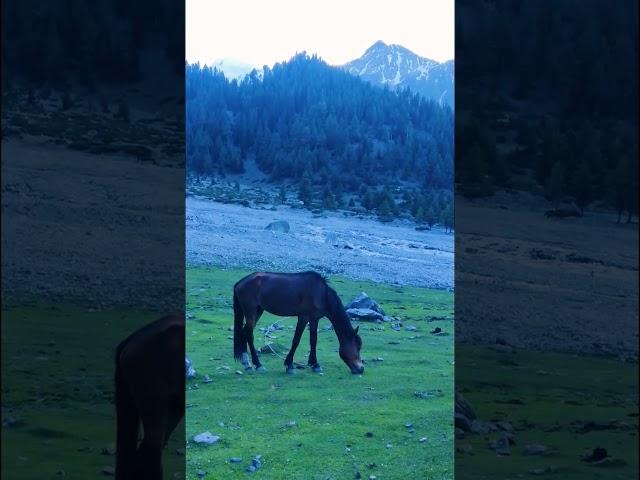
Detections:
354,325,359,335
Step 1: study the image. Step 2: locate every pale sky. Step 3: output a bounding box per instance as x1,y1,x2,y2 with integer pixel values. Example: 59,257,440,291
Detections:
187,0,454,68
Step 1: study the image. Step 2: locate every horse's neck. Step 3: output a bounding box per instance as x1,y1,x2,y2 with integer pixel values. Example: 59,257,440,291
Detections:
327,309,353,341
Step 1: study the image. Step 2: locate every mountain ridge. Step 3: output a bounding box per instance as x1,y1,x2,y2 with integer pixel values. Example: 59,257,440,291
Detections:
343,41,454,107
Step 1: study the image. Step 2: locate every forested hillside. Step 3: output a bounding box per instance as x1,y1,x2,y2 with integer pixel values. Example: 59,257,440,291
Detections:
456,0,638,221
186,54,454,225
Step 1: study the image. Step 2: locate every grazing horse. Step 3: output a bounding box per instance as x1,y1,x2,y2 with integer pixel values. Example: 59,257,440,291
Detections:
115,314,185,480
233,271,364,374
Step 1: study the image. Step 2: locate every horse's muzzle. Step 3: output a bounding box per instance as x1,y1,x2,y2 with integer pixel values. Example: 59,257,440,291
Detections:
351,365,364,375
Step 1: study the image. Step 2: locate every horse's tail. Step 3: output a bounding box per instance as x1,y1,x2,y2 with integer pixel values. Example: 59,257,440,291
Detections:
233,289,245,360
115,341,139,479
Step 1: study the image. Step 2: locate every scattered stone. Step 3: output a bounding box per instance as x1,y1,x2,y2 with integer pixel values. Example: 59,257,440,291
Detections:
419,437,428,443
235,370,243,375
365,431,374,437
415,390,441,399
229,457,242,463
529,465,557,475
202,375,212,384
430,327,442,334
196,469,206,478
246,454,262,473
471,420,499,434
185,357,196,378
101,466,115,476
489,435,511,456
495,421,514,432
523,444,548,456
405,421,413,428
391,323,402,331
404,325,417,331
386,443,392,449
101,445,116,456
581,447,608,463
371,357,384,362
285,420,297,428
264,220,290,233
192,432,220,445
455,413,472,432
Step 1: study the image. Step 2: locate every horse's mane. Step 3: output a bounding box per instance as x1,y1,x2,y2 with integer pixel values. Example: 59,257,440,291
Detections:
325,285,355,335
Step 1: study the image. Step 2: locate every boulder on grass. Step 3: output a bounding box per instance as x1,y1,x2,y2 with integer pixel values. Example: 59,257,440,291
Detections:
345,292,385,316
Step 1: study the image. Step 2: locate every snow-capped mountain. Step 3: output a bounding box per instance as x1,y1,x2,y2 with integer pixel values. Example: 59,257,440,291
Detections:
343,41,454,107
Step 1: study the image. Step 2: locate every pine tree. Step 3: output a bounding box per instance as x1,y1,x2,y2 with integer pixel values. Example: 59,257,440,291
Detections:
298,174,312,207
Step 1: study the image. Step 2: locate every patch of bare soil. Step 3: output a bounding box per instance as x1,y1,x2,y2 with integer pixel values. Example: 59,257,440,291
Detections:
1,138,184,310
455,192,638,359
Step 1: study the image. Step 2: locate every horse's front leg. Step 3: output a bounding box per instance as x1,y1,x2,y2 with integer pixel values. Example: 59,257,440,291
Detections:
284,317,308,374
308,318,323,373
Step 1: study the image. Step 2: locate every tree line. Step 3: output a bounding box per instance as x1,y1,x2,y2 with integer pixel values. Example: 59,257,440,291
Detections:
186,54,454,226
456,0,638,222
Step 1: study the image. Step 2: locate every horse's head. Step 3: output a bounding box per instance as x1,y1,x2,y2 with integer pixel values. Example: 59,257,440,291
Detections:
339,326,364,374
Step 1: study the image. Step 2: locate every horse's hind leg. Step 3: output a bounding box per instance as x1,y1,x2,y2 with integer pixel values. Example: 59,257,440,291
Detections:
247,307,266,372
284,316,308,374
135,405,167,480
308,317,323,373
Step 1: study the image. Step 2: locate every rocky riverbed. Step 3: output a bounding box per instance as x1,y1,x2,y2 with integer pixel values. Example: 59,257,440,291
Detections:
186,196,454,290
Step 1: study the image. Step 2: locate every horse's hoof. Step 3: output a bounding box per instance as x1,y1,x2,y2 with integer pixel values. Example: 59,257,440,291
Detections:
256,365,267,373
286,367,296,375
312,365,323,374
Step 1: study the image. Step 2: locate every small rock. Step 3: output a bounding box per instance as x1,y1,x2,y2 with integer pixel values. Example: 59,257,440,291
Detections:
264,220,290,233
405,325,417,331
489,435,511,456
101,466,115,476
581,447,608,463
285,420,297,428
365,431,374,437
523,444,547,456
419,437,428,443
229,457,242,463
196,469,206,478
101,445,116,456
455,412,472,432
235,370,243,375
202,375,212,384
386,443,392,448
405,421,413,428
431,327,442,334
193,432,220,445
495,421,513,432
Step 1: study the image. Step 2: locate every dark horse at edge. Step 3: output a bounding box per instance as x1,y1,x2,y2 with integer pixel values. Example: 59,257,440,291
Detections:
233,271,364,375
115,314,185,480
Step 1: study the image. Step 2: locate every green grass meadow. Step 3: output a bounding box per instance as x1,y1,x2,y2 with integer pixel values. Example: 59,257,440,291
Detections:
456,345,638,480
185,266,454,480
1,305,184,479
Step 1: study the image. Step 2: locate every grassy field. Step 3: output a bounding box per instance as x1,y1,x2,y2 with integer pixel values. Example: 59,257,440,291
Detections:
186,266,454,480
1,304,184,480
456,345,638,480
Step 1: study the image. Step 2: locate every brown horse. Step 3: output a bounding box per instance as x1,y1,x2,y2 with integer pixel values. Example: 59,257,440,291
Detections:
233,271,364,374
115,314,185,480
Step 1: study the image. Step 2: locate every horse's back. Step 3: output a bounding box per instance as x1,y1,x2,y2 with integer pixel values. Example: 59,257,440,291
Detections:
117,314,185,398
